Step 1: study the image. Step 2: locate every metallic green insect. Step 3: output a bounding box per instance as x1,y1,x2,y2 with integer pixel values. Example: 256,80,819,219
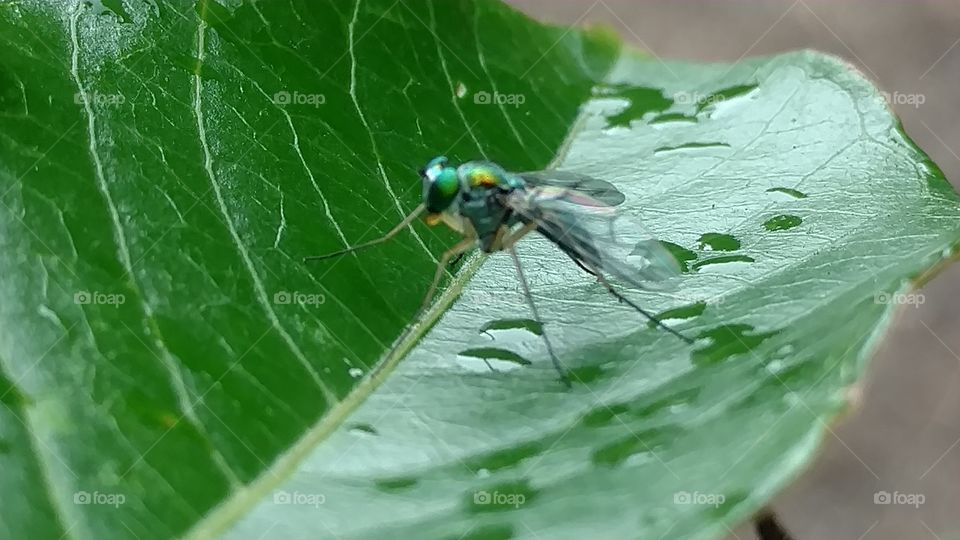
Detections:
305,156,691,385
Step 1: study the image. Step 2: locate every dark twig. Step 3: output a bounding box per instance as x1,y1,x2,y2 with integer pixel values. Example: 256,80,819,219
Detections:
754,508,794,540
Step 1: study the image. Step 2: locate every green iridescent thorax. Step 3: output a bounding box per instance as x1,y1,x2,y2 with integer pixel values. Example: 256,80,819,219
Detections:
447,161,525,252
457,161,525,191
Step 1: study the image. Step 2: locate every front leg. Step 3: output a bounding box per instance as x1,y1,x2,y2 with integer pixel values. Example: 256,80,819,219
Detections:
447,252,467,270
494,221,538,251
415,237,477,320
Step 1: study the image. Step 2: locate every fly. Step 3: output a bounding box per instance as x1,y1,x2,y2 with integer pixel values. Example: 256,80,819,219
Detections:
304,156,692,386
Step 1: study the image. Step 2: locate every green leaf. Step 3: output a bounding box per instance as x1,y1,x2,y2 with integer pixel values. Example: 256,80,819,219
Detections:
1,1,958,540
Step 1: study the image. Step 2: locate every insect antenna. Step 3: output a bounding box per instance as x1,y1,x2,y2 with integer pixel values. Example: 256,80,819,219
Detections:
303,204,425,262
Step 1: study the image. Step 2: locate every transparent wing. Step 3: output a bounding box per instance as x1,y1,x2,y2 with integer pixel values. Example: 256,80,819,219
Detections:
518,170,626,206
506,186,680,289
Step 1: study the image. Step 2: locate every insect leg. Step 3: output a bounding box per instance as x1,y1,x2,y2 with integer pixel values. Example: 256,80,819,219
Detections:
512,212,597,279
499,221,537,250
303,204,425,262
447,252,466,269
592,271,693,344
568,254,598,278
507,246,571,387
415,237,476,320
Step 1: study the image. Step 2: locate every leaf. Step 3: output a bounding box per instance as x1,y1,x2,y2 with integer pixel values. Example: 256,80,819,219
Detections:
0,2,957,540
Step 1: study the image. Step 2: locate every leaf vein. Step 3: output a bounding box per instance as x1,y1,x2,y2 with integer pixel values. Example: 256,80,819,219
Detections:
192,1,338,406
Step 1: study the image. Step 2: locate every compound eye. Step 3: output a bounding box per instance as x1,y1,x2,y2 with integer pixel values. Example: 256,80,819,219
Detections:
422,156,449,179
424,167,459,213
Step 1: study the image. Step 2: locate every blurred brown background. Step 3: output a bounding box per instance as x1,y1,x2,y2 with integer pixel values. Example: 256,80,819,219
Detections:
507,1,960,539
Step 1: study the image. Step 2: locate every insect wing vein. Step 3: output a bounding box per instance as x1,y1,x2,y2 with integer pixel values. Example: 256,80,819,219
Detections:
506,186,680,289
518,170,626,206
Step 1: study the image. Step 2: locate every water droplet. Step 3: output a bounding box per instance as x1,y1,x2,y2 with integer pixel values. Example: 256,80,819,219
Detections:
597,85,673,128
348,367,363,378
694,83,759,114
565,364,604,384
692,324,779,365
653,240,697,273
690,254,754,271
763,214,802,231
375,476,417,491
649,302,706,328
458,347,531,366
765,187,807,199
348,423,378,436
697,233,741,251
455,82,467,98
649,112,698,125
653,142,730,155
479,319,543,337
592,427,678,467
